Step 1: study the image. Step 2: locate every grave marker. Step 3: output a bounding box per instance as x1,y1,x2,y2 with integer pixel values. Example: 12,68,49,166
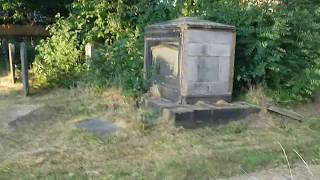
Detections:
85,43,95,60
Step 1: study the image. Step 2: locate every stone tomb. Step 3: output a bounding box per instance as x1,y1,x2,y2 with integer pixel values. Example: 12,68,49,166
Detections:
144,17,260,127
144,17,236,104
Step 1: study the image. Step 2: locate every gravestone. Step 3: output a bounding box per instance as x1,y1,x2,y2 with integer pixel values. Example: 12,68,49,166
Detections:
85,43,95,60
78,118,121,137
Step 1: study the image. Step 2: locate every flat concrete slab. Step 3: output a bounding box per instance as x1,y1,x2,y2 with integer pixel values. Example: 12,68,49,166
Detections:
77,118,121,137
146,98,260,128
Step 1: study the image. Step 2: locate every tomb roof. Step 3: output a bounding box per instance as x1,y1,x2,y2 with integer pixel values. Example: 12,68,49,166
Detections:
146,17,235,31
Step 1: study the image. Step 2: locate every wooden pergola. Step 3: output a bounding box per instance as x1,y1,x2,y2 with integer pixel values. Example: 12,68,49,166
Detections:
0,24,49,36
0,24,50,96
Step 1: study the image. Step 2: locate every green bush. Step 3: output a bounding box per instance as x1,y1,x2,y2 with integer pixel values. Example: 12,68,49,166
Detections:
32,0,320,102
32,0,173,97
87,32,147,98
183,0,320,102
31,18,85,87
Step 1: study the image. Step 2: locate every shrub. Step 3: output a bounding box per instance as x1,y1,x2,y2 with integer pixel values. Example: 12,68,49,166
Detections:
184,0,320,102
31,18,85,87
32,0,173,97
87,31,147,98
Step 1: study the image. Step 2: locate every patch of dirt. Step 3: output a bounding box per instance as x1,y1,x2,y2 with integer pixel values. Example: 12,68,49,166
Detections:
244,112,276,130
222,164,320,180
0,104,62,128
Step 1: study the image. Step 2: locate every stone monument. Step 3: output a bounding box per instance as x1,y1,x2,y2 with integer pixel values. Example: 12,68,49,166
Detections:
144,17,236,104
144,17,259,127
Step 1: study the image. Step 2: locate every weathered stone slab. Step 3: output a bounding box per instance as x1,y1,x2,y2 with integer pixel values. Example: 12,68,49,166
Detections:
187,105,212,125
78,118,121,137
268,105,304,122
212,106,259,124
151,98,261,128
163,107,195,128
185,43,231,57
184,29,234,44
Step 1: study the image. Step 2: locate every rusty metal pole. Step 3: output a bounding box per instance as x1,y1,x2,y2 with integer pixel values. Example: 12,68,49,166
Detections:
20,42,29,96
8,43,16,84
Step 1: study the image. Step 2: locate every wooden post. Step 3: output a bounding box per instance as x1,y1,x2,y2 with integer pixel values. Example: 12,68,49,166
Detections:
85,43,94,60
2,38,9,72
20,42,29,96
8,43,16,83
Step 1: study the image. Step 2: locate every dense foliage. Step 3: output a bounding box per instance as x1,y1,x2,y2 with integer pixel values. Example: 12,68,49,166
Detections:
31,0,320,102
0,0,72,24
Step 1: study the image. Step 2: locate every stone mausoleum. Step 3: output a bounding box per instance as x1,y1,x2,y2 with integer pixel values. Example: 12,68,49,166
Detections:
144,17,259,127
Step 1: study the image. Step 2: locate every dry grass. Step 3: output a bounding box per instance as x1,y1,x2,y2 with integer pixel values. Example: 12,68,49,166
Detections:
0,76,22,95
0,77,320,179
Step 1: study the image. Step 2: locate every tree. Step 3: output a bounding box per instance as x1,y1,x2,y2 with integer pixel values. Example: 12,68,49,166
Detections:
0,0,73,24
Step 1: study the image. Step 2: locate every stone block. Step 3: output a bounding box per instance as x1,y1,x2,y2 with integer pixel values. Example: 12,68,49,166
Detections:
184,29,234,44
155,100,261,129
197,57,220,82
163,107,195,128
185,43,231,57
218,56,231,82
212,104,261,124
189,105,212,125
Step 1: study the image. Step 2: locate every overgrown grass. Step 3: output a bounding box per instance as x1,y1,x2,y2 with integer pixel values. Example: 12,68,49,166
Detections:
0,82,320,179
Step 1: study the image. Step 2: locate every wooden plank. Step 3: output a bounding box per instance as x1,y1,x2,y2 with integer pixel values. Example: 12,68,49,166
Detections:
20,42,30,96
1,38,9,72
0,25,49,36
8,43,16,84
268,105,304,122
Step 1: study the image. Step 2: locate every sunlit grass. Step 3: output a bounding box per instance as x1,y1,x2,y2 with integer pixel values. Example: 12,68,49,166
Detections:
0,82,319,179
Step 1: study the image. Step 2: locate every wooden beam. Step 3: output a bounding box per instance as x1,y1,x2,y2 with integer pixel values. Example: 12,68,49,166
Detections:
0,24,50,37
8,43,16,84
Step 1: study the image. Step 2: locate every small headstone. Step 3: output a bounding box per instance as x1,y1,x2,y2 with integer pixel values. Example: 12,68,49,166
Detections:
78,118,121,137
85,43,95,60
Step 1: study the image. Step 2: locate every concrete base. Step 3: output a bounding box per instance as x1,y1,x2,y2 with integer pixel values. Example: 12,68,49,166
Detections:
146,98,260,128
